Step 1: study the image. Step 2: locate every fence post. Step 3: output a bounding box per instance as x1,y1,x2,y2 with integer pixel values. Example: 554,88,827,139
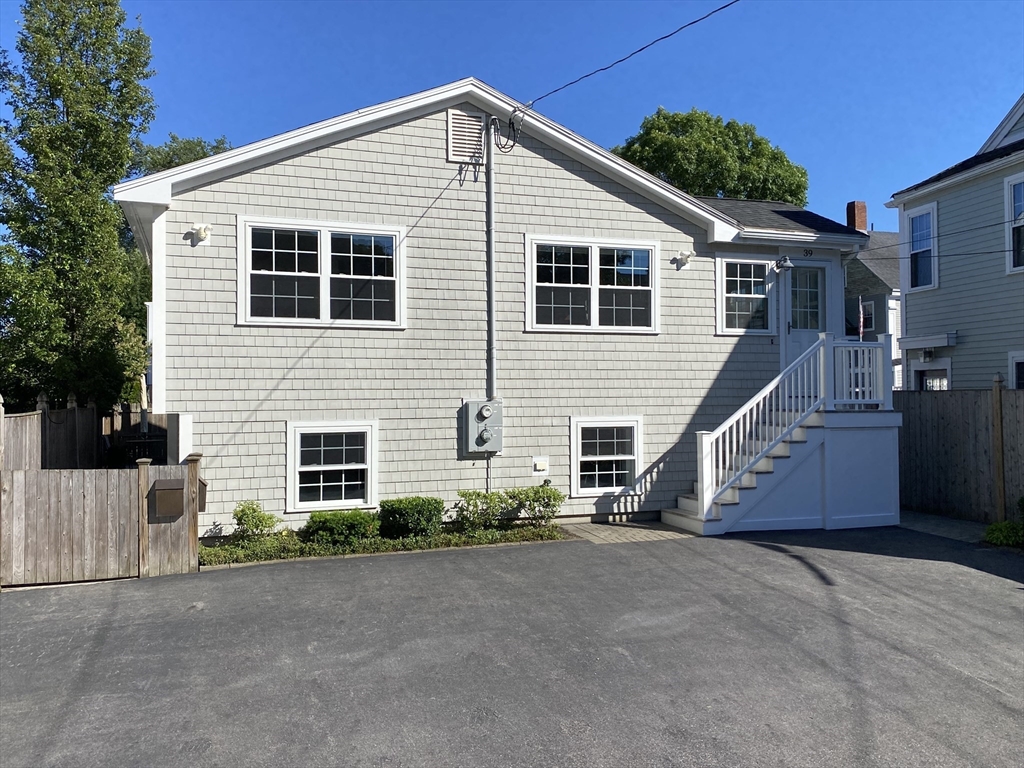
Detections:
186,453,202,572
37,392,48,469
0,393,5,471
138,458,151,578
992,373,1005,523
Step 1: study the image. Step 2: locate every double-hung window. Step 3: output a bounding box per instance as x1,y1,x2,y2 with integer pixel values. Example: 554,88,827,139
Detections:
1006,174,1024,273
716,258,774,334
527,237,659,332
239,217,405,327
287,421,378,512
570,416,643,497
905,204,937,290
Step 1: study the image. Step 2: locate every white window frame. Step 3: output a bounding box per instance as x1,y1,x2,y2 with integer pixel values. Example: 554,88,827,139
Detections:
1004,172,1024,275
569,415,643,498
525,234,660,334
286,420,379,513
1009,350,1024,390
861,300,875,332
715,256,776,336
236,215,407,329
902,202,938,293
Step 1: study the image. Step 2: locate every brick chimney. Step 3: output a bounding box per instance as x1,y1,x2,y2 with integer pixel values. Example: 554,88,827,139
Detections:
846,201,868,232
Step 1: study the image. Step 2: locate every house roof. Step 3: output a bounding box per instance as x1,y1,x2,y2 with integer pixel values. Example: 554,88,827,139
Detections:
115,78,865,253
850,231,900,290
890,138,1024,200
978,94,1024,154
694,197,865,237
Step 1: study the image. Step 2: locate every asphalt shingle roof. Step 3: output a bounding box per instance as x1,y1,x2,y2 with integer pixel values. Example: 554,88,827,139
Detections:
853,231,900,290
892,138,1024,198
694,197,865,237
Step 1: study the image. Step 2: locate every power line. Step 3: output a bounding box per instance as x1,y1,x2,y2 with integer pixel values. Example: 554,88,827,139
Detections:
852,217,1021,258
524,0,743,111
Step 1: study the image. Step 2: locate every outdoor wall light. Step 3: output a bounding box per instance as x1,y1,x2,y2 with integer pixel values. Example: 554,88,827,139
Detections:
775,256,794,271
190,223,212,242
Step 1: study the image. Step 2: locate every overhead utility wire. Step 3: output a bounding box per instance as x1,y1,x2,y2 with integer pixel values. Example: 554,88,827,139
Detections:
523,0,743,111
489,0,744,155
850,217,1021,259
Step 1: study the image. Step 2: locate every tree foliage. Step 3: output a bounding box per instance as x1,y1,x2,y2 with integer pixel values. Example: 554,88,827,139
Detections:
613,107,809,207
0,0,154,409
129,132,231,178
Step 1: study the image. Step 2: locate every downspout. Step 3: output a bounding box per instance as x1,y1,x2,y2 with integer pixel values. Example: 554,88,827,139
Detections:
485,117,496,492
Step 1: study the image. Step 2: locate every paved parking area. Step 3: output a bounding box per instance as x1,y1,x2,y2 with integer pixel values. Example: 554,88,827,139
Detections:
2,527,1021,768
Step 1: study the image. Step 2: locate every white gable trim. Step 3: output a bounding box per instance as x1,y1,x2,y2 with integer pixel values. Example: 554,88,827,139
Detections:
978,94,1024,154
114,79,744,245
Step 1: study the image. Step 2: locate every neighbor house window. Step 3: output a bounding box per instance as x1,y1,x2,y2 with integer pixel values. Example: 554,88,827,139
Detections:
570,416,643,497
1006,174,1024,272
861,300,875,332
287,421,378,512
716,258,774,334
1010,351,1024,390
906,204,937,290
527,237,659,332
239,217,405,327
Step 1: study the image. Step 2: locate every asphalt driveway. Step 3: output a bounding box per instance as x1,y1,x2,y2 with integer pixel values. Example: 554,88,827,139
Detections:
1,527,1021,768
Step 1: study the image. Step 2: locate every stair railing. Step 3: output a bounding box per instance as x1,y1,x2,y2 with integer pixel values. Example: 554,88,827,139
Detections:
696,333,894,521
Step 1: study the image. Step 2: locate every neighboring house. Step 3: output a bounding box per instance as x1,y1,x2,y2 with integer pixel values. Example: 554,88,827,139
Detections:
887,94,1024,391
840,201,902,388
113,78,900,537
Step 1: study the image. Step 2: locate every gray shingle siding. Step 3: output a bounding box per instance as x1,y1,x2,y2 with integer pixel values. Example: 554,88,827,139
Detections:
164,107,781,533
903,161,1024,388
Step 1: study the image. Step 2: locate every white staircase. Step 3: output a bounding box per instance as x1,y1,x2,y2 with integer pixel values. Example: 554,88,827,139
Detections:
663,333,896,536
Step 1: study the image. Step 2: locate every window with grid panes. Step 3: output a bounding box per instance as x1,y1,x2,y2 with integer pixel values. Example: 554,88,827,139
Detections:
910,211,934,288
533,241,655,330
243,220,402,327
723,261,768,330
298,431,368,504
1010,180,1023,270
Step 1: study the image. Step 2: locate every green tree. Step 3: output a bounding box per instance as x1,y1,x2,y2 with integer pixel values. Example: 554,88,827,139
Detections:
129,132,231,178
0,0,154,409
612,107,809,207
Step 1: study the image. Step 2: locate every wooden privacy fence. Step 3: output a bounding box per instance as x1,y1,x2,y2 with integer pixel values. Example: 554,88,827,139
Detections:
894,380,1023,523
0,454,204,587
1,393,99,471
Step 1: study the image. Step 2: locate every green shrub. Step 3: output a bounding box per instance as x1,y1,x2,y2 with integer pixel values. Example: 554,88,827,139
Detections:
231,500,280,541
505,485,566,526
379,496,445,539
452,490,512,532
984,520,1024,548
299,510,379,546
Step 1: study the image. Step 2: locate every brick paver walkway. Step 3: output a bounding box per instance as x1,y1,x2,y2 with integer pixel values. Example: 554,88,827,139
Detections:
560,521,694,544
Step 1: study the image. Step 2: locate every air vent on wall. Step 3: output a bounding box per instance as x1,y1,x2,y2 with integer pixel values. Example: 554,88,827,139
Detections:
447,108,486,164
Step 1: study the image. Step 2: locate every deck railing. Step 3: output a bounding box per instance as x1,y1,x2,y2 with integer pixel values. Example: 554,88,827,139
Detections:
696,333,893,521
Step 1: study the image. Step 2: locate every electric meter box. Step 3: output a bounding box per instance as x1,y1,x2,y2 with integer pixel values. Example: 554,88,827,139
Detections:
462,399,503,455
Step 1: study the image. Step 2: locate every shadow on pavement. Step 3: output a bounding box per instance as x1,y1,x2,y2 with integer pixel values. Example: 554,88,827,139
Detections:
728,526,1024,585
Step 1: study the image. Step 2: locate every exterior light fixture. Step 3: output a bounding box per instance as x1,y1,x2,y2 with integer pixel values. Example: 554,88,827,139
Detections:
190,223,212,242
775,256,794,271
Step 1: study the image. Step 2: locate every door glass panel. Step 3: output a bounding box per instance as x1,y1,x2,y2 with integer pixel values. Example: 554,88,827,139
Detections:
791,268,825,330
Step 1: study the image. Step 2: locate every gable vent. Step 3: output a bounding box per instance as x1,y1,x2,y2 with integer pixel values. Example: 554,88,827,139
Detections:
447,108,486,164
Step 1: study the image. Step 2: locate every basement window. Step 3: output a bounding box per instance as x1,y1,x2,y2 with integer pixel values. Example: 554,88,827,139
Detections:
570,416,643,497
287,421,378,512
526,235,660,333
239,217,406,329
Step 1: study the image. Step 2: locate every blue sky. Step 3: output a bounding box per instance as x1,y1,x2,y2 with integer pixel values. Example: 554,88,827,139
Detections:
2,0,1022,230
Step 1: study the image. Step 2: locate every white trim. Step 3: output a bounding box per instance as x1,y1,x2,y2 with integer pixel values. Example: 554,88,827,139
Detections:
524,234,661,334
861,300,875,332
714,255,776,336
569,415,644,498
114,78,744,247
887,150,1024,209
236,215,407,329
898,332,957,351
286,420,379,513
979,95,1024,154
737,228,865,248
151,210,167,413
901,202,938,293
1009,351,1024,390
1004,171,1024,274
906,356,952,391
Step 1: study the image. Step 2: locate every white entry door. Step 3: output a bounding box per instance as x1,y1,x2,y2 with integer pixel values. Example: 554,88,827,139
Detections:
782,265,827,367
